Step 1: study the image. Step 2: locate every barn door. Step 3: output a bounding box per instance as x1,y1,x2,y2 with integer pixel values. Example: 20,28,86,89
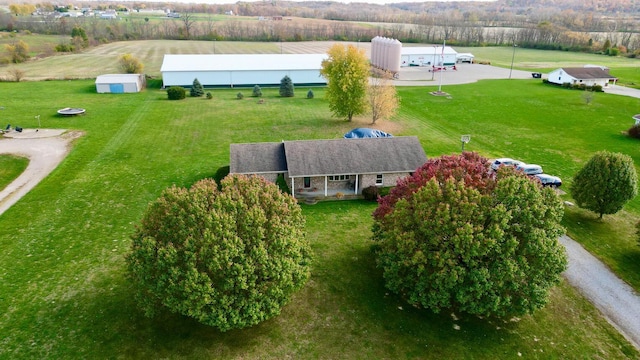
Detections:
109,84,124,93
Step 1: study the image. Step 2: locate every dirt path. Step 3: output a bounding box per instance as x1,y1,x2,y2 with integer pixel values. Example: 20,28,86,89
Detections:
0,129,80,216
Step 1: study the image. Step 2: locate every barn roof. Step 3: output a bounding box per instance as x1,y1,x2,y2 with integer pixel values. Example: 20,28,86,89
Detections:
95,74,142,84
401,46,457,56
559,67,617,80
160,54,328,72
230,137,427,177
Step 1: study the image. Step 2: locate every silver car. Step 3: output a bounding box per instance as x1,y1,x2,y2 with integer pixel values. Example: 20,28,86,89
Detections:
491,158,523,171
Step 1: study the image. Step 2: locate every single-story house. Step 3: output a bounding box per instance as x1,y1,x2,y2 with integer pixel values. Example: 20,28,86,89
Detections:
230,137,427,198
547,67,617,88
160,54,328,88
401,46,458,67
95,74,145,93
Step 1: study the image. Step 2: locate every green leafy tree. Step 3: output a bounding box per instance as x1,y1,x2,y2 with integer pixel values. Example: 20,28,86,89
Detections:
71,26,88,48
5,40,30,63
571,151,638,219
126,176,311,331
252,85,263,97
279,75,294,97
320,44,369,121
190,78,204,97
118,53,144,74
166,86,185,100
372,153,567,318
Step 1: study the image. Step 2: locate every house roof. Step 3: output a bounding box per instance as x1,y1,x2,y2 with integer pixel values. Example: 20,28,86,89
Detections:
230,137,427,177
95,74,142,84
559,67,617,80
160,54,328,72
230,142,287,174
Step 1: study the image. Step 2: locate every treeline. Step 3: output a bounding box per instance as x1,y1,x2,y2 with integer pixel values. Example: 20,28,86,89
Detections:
1,0,640,56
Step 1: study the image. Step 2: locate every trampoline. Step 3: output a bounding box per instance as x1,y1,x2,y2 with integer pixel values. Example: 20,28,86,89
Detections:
57,108,85,116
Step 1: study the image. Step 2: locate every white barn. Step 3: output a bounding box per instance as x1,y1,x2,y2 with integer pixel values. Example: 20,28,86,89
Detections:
160,54,328,88
547,67,617,88
400,46,458,67
95,74,145,93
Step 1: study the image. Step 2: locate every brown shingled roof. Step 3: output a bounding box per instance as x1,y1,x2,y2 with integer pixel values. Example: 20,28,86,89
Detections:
561,67,617,80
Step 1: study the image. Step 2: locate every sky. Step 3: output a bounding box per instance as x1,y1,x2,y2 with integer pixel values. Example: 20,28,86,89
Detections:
116,0,497,6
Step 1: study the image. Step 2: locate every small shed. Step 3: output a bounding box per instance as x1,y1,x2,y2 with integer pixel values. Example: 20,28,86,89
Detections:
95,74,145,93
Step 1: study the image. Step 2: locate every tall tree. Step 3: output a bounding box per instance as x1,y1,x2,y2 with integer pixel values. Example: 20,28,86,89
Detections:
571,151,638,219
320,44,369,121
372,153,567,318
368,71,399,124
126,176,311,331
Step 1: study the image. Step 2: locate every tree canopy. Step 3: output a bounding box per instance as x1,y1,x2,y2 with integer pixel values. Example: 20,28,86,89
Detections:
320,44,370,121
372,152,567,318
126,175,312,331
118,53,144,74
279,75,294,97
570,151,638,219
190,78,204,97
368,70,399,124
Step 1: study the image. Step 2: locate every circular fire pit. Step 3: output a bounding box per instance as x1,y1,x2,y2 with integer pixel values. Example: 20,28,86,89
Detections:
57,108,85,116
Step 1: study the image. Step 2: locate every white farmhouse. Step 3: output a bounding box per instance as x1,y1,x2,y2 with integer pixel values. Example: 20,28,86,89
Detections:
547,67,617,88
160,54,327,88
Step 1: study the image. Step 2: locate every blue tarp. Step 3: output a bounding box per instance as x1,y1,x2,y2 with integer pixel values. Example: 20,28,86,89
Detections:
343,128,393,139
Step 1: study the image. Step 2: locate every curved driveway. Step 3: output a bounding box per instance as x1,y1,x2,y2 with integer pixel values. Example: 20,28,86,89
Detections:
0,129,76,216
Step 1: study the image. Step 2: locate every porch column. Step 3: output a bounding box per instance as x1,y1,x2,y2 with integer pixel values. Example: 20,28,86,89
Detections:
324,176,328,196
354,174,359,195
291,177,295,198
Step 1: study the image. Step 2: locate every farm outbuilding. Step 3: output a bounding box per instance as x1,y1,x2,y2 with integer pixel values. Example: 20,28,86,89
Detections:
400,46,458,68
95,74,145,93
547,67,617,88
160,54,328,88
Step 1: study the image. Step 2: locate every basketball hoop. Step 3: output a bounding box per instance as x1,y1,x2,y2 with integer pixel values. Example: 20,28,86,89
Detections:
460,135,471,152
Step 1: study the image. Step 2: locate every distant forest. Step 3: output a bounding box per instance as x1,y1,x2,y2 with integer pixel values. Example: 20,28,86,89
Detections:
2,0,640,55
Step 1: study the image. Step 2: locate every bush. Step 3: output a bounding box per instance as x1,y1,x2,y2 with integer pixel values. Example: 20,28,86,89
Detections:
306,89,314,99
372,153,567,318
126,176,312,331
213,165,230,186
629,124,640,139
252,85,262,97
206,92,212,99
591,84,603,92
279,75,294,97
167,86,186,100
362,185,380,201
55,43,74,52
190,78,204,97
237,92,244,99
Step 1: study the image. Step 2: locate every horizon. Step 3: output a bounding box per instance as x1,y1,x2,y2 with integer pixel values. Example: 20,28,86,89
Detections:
111,0,497,6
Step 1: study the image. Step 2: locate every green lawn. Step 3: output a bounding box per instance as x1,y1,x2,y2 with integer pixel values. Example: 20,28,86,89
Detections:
0,154,28,191
0,78,639,358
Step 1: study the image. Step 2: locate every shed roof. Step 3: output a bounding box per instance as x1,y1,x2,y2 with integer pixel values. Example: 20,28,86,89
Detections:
230,137,427,177
160,54,328,72
95,74,142,84
559,67,617,80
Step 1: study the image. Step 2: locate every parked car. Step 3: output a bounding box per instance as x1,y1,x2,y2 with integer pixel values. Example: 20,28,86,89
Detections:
533,173,562,188
491,158,523,171
515,164,543,175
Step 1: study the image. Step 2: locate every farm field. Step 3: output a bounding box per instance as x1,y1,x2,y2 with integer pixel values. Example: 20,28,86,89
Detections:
0,74,639,358
2,37,640,86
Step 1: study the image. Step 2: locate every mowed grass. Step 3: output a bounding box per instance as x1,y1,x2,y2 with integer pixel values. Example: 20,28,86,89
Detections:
0,77,639,358
0,154,28,191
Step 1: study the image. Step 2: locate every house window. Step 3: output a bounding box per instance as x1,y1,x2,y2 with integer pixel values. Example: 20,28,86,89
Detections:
376,174,383,186
303,177,311,188
328,175,350,181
